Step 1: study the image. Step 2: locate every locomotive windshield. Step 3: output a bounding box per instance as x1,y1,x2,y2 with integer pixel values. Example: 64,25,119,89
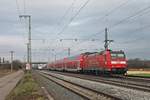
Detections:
111,51,125,59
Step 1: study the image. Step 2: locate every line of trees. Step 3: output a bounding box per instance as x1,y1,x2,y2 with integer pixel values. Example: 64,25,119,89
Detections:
1,58,150,70
127,58,150,69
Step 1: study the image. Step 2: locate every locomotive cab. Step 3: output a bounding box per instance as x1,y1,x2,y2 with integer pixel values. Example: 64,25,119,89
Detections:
109,50,127,74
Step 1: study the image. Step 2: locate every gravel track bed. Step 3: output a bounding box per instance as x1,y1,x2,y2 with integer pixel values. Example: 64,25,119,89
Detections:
33,71,86,100
42,71,150,100
51,71,150,88
40,72,116,100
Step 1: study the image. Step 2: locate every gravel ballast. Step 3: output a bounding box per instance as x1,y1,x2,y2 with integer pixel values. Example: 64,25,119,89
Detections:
34,71,86,100
44,71,150,100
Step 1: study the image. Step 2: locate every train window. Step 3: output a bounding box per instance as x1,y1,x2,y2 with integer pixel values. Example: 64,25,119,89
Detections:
111,52,125,58
117,53,125,58
111,53,117,58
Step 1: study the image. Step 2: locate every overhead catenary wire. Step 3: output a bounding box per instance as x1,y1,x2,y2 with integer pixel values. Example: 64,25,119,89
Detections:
119,24,150,44
23,0,26,14
15,0,26,48
15,0,27,15
15,0,21,15
57,0,91,35
48,0,91,50
47,0,148,60
15,0,31,62
61,0,132,50
57,0,77,26
57,3,150,58
56,0,131,38
89,4,150,38
109,5,150,30
49,0,132,59
51,0,91,57
97,0,131,24
15,0,28,35
32,0,77,38
58,0,131,41
102,5,150,45
73,4,150,48
40,0,78,51
14,0,149,61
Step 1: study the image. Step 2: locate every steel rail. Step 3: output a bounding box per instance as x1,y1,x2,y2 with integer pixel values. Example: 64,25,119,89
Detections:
47,71,150,92
39,71,122,100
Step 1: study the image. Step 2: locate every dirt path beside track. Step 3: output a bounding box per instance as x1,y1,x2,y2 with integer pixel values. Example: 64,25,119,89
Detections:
0,70,24,100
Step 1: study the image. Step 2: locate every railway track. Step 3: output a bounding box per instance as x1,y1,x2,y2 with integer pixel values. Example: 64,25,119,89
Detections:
47,71,150,92
110,74,150,82
39,71,122,100
124,76,150,82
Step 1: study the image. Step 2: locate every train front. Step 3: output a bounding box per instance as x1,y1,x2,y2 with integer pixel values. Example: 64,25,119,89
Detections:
108,50,127,74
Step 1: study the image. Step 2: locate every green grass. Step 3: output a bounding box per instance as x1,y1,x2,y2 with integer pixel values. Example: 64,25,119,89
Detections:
6,71,46,100
128,74,150,78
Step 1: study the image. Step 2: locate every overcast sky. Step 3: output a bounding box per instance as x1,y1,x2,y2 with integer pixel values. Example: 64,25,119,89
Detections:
0,0,150,62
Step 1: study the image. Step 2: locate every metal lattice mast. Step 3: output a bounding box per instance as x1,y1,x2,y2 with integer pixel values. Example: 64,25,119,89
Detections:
19,15,32,68
104,28,114,50
10,51,14,72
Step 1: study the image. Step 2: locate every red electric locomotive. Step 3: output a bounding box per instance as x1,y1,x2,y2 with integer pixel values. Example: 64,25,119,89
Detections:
82,50,127,74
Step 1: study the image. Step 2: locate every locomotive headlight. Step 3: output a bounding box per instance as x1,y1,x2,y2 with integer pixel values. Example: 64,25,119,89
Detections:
111,61,117,64
120,61,126,64
111,61,126,64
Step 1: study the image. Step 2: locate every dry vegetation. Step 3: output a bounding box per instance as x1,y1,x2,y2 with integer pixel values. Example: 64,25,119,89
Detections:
0,60,23,78
6,71,47,100
128,58,150,69
0,69,14,78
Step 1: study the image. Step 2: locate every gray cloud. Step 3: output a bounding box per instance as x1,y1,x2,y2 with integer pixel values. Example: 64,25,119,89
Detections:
0,0,150,62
